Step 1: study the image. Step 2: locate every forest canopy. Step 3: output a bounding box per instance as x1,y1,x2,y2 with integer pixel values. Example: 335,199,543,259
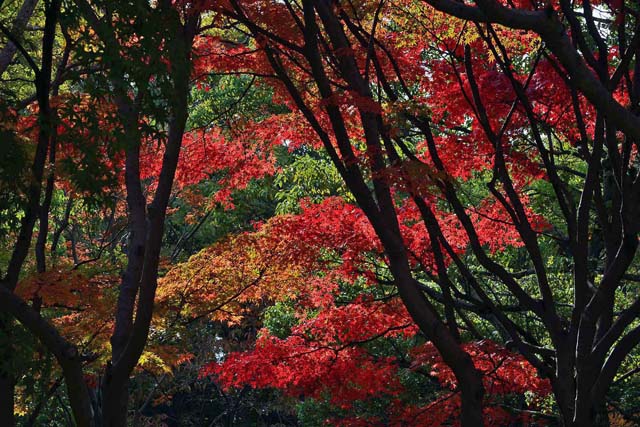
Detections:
1,0,640,426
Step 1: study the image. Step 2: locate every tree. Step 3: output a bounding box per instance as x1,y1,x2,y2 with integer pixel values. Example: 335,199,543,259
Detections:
3,0,640,426
217,1,640,425
0,0,66,424
189,195,552,425
0,0,203,425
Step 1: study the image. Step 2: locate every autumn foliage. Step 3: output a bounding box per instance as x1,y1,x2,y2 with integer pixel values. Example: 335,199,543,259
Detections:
3,0,640,426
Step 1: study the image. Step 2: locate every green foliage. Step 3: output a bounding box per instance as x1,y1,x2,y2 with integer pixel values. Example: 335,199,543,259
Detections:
164,176,279,260
263,301,298,339
274,150,348,214
189,74,285,129
0,127,28,239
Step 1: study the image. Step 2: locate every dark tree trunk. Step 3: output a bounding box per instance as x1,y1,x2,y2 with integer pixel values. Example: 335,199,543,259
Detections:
570,399,610,427
0,1,58,425
95,9,198,426
0,367,16,427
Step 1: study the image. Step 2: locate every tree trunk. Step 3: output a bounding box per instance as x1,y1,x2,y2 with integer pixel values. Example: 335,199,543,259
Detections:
95,11,197,425
571,400,610,427
0,372,16,427
0,1,57,425
460,377,485,427
393,264,485,427
101,376,128,427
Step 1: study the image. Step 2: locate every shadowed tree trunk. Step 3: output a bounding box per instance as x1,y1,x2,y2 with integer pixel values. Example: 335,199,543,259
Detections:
0,0,59,424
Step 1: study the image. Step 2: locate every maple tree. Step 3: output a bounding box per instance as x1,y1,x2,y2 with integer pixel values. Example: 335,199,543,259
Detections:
0,1,290,424
178,189,551,425
2,0,640,426
0,0,204,425
214,1,640,426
